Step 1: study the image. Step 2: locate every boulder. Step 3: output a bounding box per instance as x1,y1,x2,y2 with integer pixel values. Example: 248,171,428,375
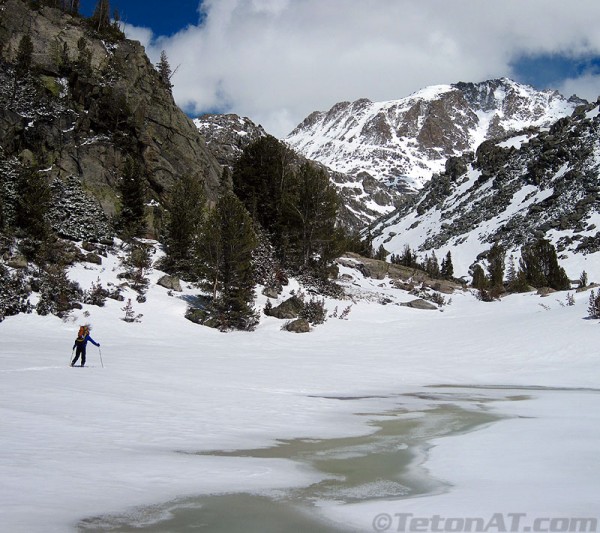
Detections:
266,296,304,319
157,275,182,292
6,255,28,269
537,287,556,297
401,298,438,310
84,253,102,265
284,318,311,333
430,281,455,294
262,286,280,299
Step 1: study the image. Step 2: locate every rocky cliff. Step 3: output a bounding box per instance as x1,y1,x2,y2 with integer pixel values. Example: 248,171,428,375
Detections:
370,99,600,278
194,113,268,170
287,79,583,194
0,0,221,239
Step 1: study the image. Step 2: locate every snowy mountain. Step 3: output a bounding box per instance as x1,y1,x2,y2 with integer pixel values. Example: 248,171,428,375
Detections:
370,100,600,280
194,113,268,169
195,113,400,229
287,78,584,194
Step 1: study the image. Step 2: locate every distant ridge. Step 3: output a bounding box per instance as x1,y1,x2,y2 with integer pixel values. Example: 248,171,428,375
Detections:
286,78,583,193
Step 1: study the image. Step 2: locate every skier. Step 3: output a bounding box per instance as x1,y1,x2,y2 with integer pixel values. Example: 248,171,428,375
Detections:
71,325,100,367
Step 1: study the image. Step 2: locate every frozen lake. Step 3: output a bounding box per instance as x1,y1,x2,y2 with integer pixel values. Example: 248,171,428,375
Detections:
77,387,564,532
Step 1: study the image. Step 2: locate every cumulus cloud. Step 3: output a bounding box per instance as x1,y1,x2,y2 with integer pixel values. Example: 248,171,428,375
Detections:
559,74,600,102
126,0,600,137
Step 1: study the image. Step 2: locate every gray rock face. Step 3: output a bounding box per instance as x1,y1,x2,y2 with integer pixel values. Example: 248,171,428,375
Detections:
0,0,222,237
371,99,600,273
157,275,182,292
265,296,304,319
401,299,438,310
194,114,267,169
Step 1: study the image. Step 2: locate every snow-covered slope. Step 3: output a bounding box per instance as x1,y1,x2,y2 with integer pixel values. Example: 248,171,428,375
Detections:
287,78,583,193
194,113,268,170
371,101,600,279
2,242,600,532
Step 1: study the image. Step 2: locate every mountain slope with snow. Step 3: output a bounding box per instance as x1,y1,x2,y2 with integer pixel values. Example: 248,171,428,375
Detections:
287,78,583,193
371,101,600,280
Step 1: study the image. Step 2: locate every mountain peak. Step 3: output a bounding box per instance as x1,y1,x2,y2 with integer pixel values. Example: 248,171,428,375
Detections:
286,79,583,193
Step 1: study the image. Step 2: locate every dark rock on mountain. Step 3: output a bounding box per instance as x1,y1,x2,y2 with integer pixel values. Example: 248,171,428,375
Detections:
370,99,600,276
194,113,267,169
0,0,222,239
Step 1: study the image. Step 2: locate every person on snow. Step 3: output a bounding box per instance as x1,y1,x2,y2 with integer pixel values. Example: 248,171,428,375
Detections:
71,325,100,367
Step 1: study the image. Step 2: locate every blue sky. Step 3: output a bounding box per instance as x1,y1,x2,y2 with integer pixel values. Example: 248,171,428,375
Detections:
86,1,600,137
80,0,202,37
512,54,600,95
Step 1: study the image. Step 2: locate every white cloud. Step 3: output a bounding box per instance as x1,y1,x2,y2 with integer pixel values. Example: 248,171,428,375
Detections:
125,0,600,137
559,74,600,102
122,23,154,51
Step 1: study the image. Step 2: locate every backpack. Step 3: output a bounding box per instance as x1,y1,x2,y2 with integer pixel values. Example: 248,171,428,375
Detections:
75,325,89,344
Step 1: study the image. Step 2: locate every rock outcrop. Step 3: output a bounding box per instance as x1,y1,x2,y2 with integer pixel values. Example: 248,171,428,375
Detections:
370,99,600,276
0,0,222,239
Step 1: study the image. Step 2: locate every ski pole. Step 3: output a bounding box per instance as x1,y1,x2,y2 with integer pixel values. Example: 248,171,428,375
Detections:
98,346,104,368
69,348,74,366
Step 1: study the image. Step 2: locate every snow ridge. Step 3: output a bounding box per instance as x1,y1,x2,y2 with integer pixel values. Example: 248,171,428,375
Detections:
286,78,582,193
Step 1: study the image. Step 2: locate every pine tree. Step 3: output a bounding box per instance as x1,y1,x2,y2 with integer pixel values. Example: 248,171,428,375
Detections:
0,265,32,322
196,192,258,330
520,239,569,290
16,165,51,244
156,50,173,90
487,243,505,292
232,135,294,246
232,137,345,275
36,263,81,318
588,290,600,319
375,244,387,261
506,256,517,286
91,0,110,32
118,158,146,239
15,35,34,78
399,244,414,267
472,264,487,290
121,298,142,322
165,174,206,274
122,241,151,294
441,251,454,279
361,231,374,258
285,162,340,270
425,251,440,278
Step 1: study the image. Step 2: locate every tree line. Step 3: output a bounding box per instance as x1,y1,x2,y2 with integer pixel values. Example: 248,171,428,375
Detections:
159,135,345,330
470,239,571,300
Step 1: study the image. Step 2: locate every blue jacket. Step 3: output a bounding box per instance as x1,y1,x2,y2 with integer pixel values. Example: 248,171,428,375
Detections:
73,334,100,350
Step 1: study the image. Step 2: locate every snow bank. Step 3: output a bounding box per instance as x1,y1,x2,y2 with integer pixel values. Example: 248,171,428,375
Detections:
1,246,599,531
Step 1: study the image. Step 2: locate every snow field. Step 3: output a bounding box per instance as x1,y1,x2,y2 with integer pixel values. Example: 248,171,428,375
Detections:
1,245,600,531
